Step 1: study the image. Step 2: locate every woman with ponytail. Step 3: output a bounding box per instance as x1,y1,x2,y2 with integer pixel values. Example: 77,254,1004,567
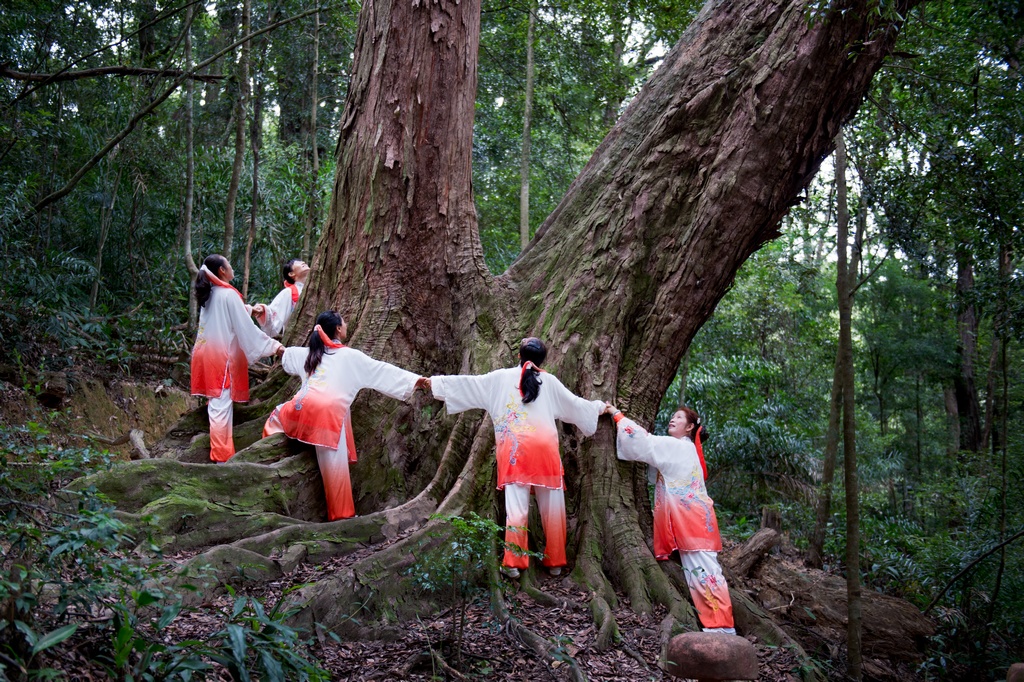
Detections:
263,311,426,521
192,254,284,462
426,337,605,578
604,403,735,634
250,258,310,337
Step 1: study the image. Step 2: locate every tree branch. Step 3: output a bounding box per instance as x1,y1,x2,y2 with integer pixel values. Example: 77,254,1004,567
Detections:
12,0,205,104
26,4,327,219
0,65,224,84
923,527,1024,615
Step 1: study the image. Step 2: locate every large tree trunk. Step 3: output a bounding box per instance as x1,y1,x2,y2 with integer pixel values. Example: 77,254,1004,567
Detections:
112,0,913,670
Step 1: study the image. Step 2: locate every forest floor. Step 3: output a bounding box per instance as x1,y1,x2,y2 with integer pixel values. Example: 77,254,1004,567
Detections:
4,373,933,681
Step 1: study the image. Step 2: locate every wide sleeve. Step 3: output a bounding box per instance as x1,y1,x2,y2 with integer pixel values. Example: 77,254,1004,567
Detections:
351,350,420,402
256,288,291,337
226,294,282,363
613,415,665,468
548,375,605,436
280,347,308,378
430,370,502,415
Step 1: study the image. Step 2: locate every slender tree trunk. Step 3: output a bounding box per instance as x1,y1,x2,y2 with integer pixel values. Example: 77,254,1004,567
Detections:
982,336,1009,658
954,248,982,452
944,385,960,458
181,4,199,328
915,373,922,478
518,0,537,250
807,349,842,568
809,136,868,570
242,63,263,299
224,0,252,259
89,162,123,310
301,10,320,261
835,132,862,681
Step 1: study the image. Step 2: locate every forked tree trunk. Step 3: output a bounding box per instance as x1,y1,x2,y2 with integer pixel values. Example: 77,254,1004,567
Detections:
279,0,913,629
140,0,913,661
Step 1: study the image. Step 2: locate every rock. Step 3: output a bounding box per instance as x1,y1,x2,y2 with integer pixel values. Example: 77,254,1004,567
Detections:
279,543,309,574
665,632,758,680
1008,662,1024,682
38,372,68,408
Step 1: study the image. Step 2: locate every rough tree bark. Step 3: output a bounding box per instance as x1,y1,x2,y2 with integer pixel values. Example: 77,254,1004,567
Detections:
98,0,914,673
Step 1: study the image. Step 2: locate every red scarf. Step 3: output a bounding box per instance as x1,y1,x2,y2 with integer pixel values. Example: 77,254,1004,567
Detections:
694,428,708,481
201,265,244,301
285,281,300,304
315,324,344,349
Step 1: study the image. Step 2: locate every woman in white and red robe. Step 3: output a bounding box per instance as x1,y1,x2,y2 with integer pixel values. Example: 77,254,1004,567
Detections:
606,403,735,633
252,258,309,338
263,311,425,521
191,254,284,463
427,338,605,578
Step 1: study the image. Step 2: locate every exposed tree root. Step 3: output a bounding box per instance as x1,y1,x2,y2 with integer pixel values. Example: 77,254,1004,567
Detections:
589,594,618,651
429,649,468,681
519,571,583,610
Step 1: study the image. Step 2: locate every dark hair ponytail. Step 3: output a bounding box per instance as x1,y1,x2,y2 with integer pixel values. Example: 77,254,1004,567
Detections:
519,337,547,404
305,311,343,375
196,254,228,309
282,258,301,284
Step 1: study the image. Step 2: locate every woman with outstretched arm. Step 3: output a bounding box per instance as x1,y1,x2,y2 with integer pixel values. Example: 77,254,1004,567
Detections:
191,254,284,463
425,338,605,578
606,402,736,633
263,311,427,521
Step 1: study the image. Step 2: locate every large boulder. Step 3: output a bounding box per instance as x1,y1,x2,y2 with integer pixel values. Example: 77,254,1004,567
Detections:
665,632,758,680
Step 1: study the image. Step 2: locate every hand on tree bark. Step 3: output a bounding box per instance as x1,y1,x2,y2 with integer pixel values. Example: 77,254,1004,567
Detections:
415,377,432,393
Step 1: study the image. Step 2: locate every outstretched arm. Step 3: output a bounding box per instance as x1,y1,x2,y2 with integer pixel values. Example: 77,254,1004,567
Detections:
353,351,421,402
608,407,661,468
549,375,605,436
430,371,501,415
226,293,284,362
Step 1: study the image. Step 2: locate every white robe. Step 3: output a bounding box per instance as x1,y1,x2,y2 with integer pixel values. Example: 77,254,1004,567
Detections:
191,284,281,402
272,346,419,451
431,367,604,490
256,281,304,337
